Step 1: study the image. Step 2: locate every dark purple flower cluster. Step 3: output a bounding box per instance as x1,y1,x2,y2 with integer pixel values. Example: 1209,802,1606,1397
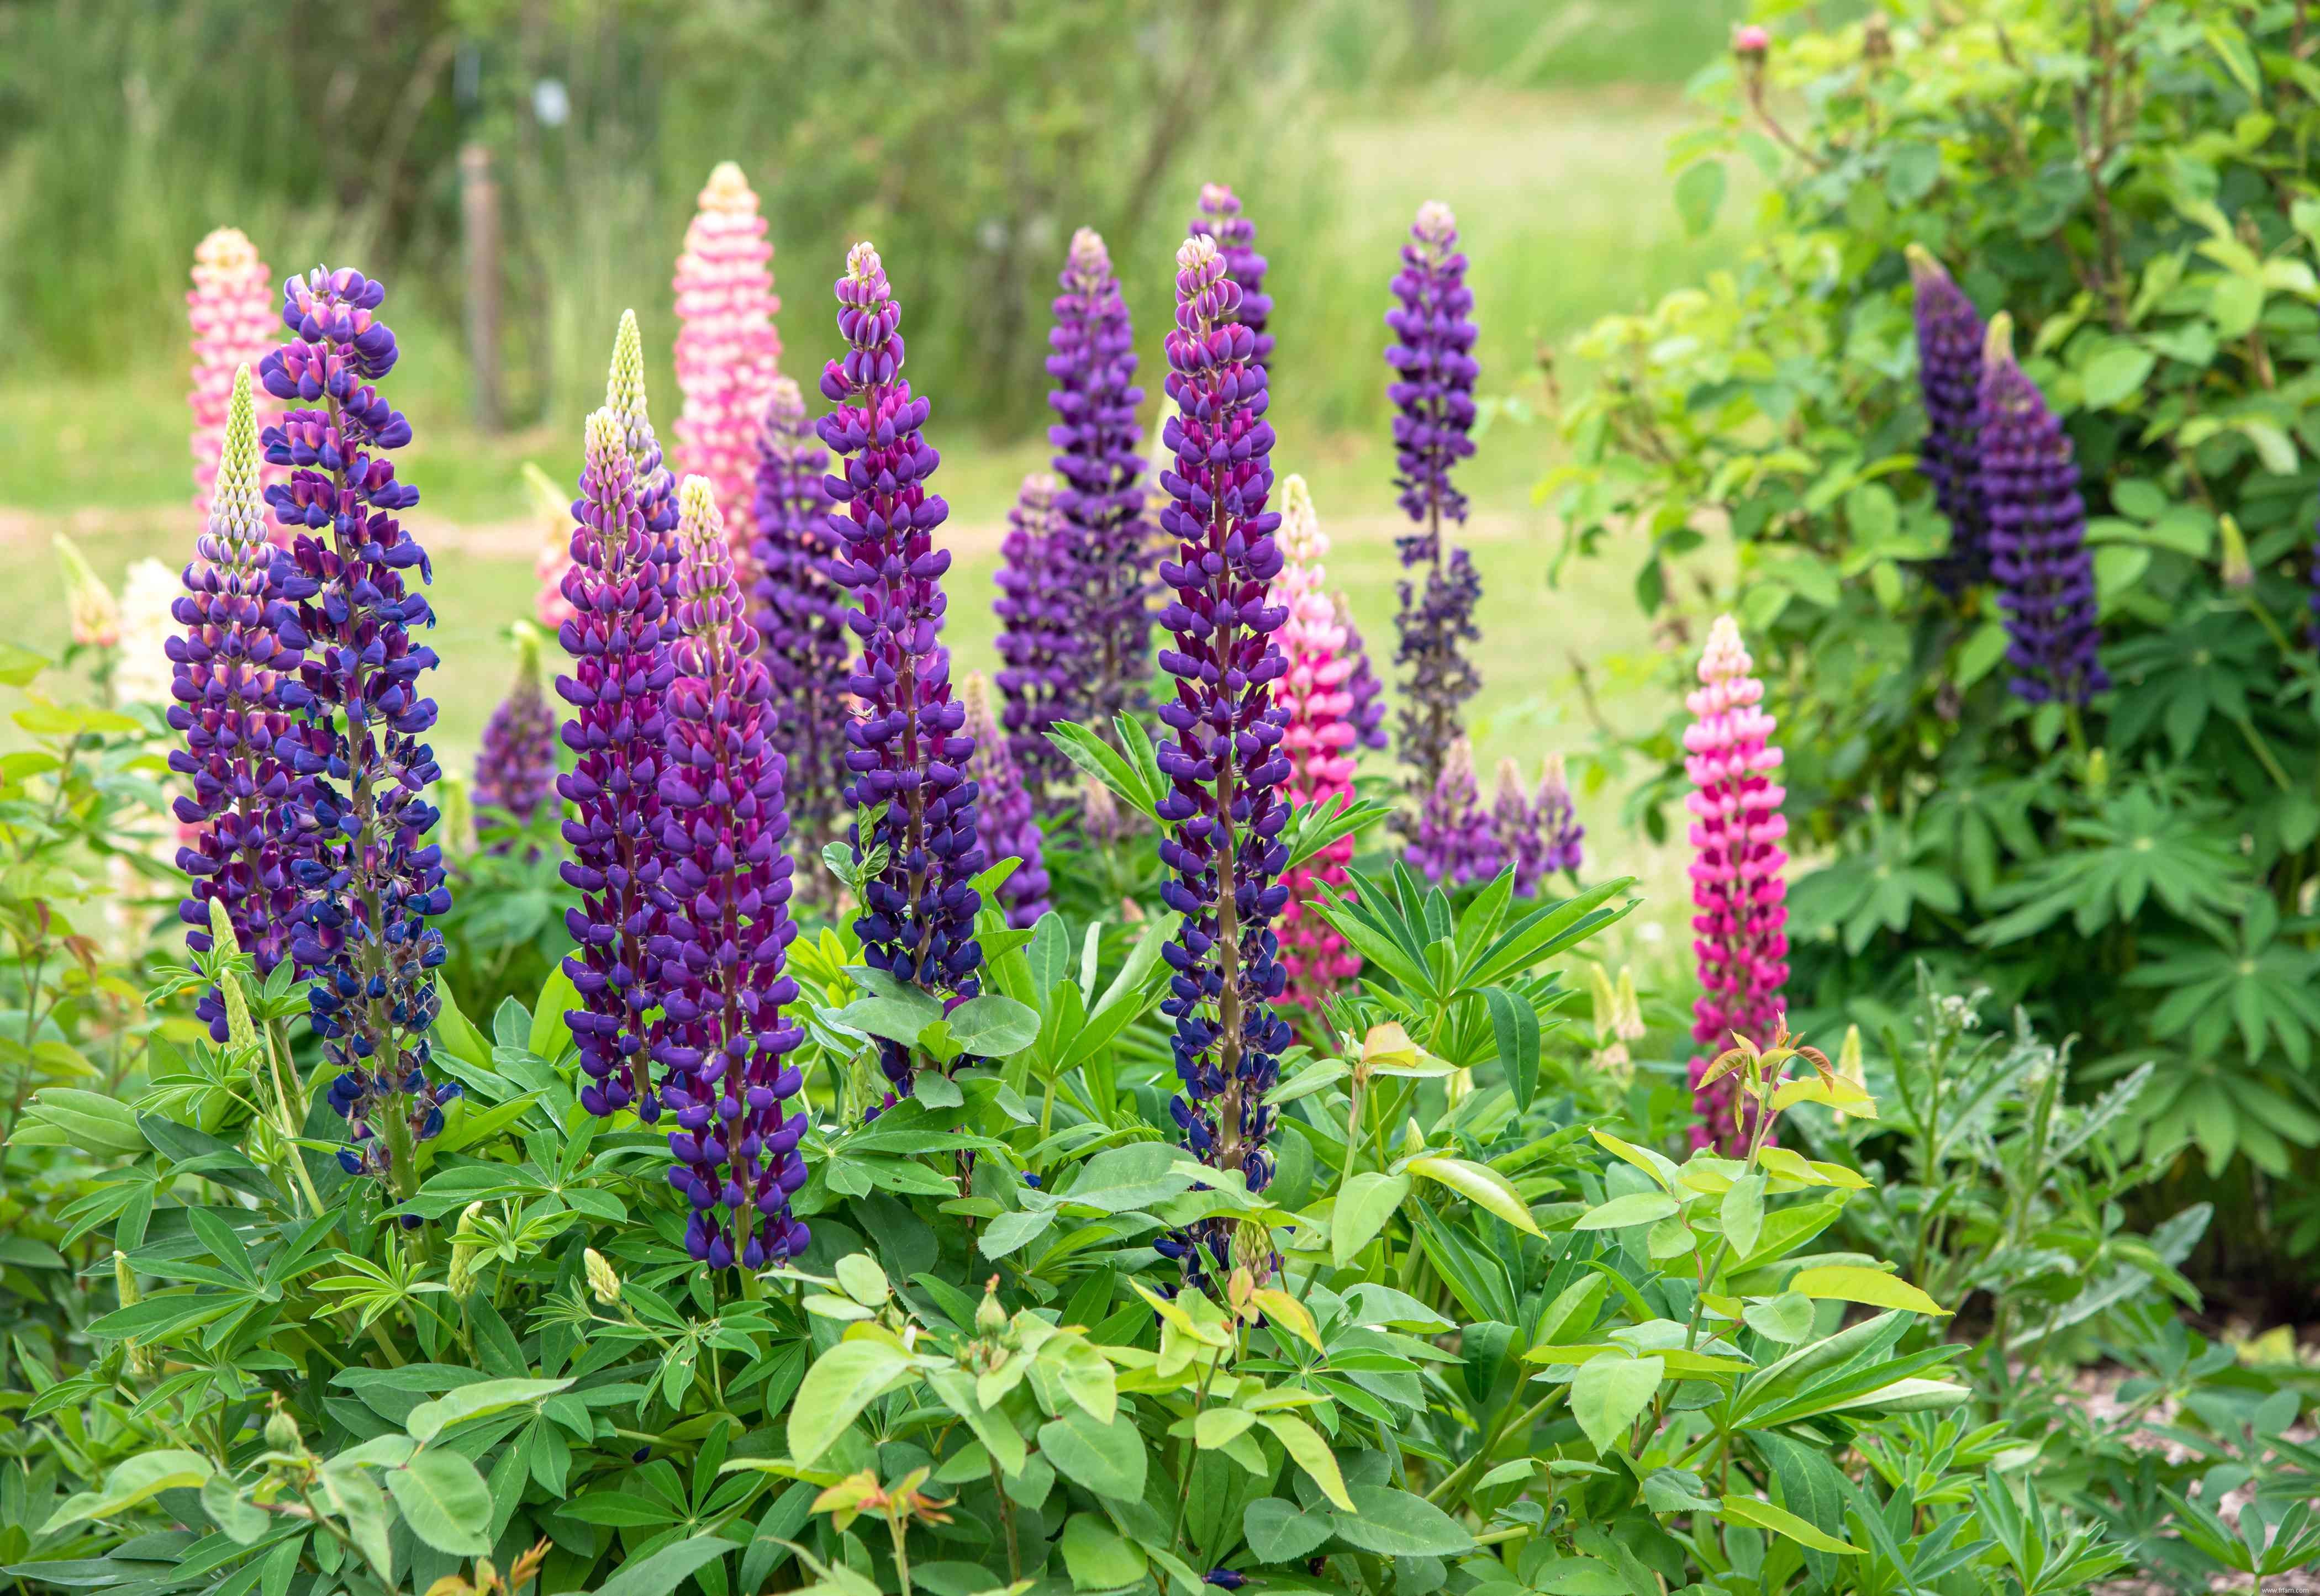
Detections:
991,473,1079,804
1333,592,1390,753
1046,228,1154,740
1385,202,1478,552
1979,315,2107,708
473,625,557,836
962,674,1051,928
170,367,302,1040
1190,184,1272,366
818,243,984,1101
1150,232,1294,1277
1410,739,1501,890
1490,754,1584,897
648,478,810,1269
1907,247,1990,592
1394,548,1483,828
255,267,455,1198
748,375,852,882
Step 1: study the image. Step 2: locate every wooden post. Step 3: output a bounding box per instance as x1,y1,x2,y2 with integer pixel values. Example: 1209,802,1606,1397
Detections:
460,142,504,432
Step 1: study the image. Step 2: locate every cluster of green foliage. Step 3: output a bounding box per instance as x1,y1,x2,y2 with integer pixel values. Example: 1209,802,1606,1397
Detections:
1546,0,2320,1217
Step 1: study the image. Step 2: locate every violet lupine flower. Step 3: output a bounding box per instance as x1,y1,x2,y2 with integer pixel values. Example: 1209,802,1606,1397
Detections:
1490,758,1544,898
1683,616,1789,1153
748,376,852,886
1537,752,1583,877
188,228,281,525
992,473,1080,805
961,673,1051,929
558,319,682,1122
648,478,810,1270
1190,184,1272,365
1268,477,1359,1019
257,267,457,1199
169,366,302,1038
1906,247,1989,592
1410,738,1502,890
1046,228,1154,738
674,162,782,579
1150,232,1294,1278
1334,593,1390,753
1978,314,2108,709
473,625,557,833
1394,547,1483,835
818,243,983,1101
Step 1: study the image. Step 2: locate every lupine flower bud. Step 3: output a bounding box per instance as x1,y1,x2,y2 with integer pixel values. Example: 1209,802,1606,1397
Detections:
2219,514,2253,591
992,474,1080,804
259,266,456,1198
1733,23,1770,66
115,559,178,707
1150,231,1293,1282
474,624,557,837
187,228,282,524
1334,593,1390,753
1080,774,1127,846
447,1201,487,1296
208,900,259,1052
1684,616,1789,1152
263,1401,300,1452
584,1246,623,1306
1190,186,1272,364
1906,247,1989,591
1411,738,1501,889
1979,315,2107,707
961,674,1051,929
56,536,120,648
674,162,783,580
526,463,577,631
819,242,983,1103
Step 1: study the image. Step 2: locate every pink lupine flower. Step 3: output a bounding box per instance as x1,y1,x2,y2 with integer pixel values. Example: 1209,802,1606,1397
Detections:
524,462,576,631
187,228,281,526
1683,615,1790,1152
673,161,782,578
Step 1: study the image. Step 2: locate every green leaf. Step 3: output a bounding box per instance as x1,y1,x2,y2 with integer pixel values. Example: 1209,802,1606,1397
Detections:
832,995,941,1049
41,1450,214,1534
1721,1495,1860,1554
1244,1497,1335,1562
588,1534,741,1596
1331,1486,1474,1557
1060,1512,1146,1590
1789,1265,1949,1318
1261,1413,1354,1511
1570,1355,1663,1455
1720,1174,1765,1261
1406,1156,1541,1236
1574,1192,1679,1231
1065,1142,1199,1213
979,1207,1058,1260
1743,1292,1816,1344
1038,1406,1146,1500
1484,986,1540,1113
405,1378,573,1443
1331,1171,1411,1267
788,1339,915,1466
946,994,1041,1058
528,966,579,1064
2080,343,2155,409
386,1448,494,1556
1673,159,1726,236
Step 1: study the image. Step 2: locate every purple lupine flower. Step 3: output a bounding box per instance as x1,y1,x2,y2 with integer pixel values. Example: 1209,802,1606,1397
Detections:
257,267,456,1201
1979,314,2107,708
819,242,984,1102
1334,591,1390,752
1490,758,1544,897
1046,228,1153,740
1537,752,1584,876
1410,738,1501,890
1150,232,1294,1281
557,318,682,1121
748,375,852,885
991,473,1079,805
648,478,810,1270
1190,184,1272,366
170,366,303,1040
961,673,1051,929
473,624,557,835
1906,247,1989,591
1394,547,1483,839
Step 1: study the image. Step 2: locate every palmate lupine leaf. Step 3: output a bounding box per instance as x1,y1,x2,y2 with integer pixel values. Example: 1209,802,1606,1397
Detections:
1973,786,2248,945
1788,819,1962,955
2125,899,2320,1067
2105,611,2267,757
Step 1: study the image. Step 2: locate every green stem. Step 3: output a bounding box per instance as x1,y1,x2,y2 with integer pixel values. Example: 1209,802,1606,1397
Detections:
1425,1388,1562,1506
1170,1333,1231,1553
887,1505,915,1596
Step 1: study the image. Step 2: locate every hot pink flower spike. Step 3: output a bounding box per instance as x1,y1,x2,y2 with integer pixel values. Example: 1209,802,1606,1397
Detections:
1267,476,1361,1020
186,229,282,529
1683,614,1790,1151
673,161,782,583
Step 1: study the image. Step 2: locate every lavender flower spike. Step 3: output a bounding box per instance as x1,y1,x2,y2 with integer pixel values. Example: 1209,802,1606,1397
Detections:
961,672,1052,929
992,473,1079,804
650,478,809,1270
259,267,455,1203
1190,184,1272,365
1411,737,1501,890
1386,201,1479,551
1906,246,1990,591
819,242,983,1101
1537,752,1584,876
1335,593,1390,753
473,623,557,833
1152,231,1294,1278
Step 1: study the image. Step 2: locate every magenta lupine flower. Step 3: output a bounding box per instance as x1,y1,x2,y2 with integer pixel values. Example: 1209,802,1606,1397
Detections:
819,243,983,1101
1151,232,1294,1277
1190,184,1272,364
257,267,456,1197
1683,616,1790,1153
1046,228,1153,738
473,625,557,834
1268,477,1359,1019
1411,737,1502,890
557,319,682,1122
1906,247,1989,591
961,673,1051,929
992,473,1079,805
1537,752,1583,877
169,366,302,1039
1979,315,2107,709
748,376,852,881
674,162,782,579
647,479,809,1270
188,228,282,525
1334,592,1390,753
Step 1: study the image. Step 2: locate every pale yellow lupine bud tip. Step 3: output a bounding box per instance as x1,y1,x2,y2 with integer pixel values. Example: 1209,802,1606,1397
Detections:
585,1248,622,1307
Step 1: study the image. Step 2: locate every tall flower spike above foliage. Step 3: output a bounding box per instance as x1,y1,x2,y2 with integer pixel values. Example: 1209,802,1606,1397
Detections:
188,228,281,523
1334,593,1390,753
1906,247,1989,591
1537,753,1583,878
1046,228,1153,737
992,473,1079,805
474,625,557,836
648,478,809,1269
257,268,457,1203
819,242,983,1102
1152,231,1294,1278
1978,314,2108,710
558,332,681,1121
749,376,851,885
961,674,1051,930
1411,737,1501,890
1268,476,1359,1018
1491,758,1544,898
1190,184,1271,364
1683,616,1789,1153
168,366,302,1038
674,161,782,575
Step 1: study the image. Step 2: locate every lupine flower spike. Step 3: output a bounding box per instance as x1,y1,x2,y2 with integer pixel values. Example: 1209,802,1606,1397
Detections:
525,463,576,631
1683,616,1789,1153
749,376,852,884
188,228,281,524
649,478,809,1269
1267,477,1359,1018
1537,753,1583,877
258,268,456,1202
1334,593,1390,753
1490,759,1543,897
674,162,782,577
116,558,178,708
961,673,1052,929
1906,247,1989,591
992,474,1079,805
1190,184,1272,364
169,366,302,1036
1979,314,2107,710
819,243,984,1102
1152,231,1294,1280
474,624,557,835
1411,737,1501,890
